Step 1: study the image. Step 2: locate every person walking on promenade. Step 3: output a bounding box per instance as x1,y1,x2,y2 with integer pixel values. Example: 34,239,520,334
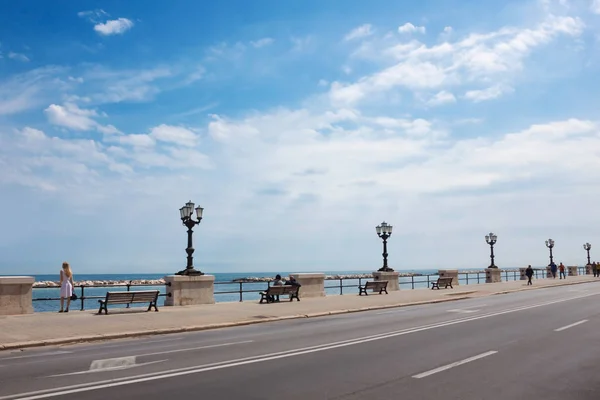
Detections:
525,265,534,286
550,262,557,279
59,261,74,313
593,262,598,277
558,262,566,279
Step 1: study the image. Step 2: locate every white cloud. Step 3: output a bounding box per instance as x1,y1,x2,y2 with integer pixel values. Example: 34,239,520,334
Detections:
8,52,29,62
83,66,172,103
44,103,122,134
344,24,374,41
149,124,199,147
443,26,453,34
398,22,426,34
330,14,583,105
94,18,134,36
78,9,109,22
592,0,600,13
426,90,457,106
0,66,67,116
250,38,274,48
464,85,514,102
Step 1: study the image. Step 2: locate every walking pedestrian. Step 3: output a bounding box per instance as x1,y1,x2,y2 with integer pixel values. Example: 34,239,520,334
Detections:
593,262,598,277
59,261,74,313
550,262,558,279
525,265,534,286
558,262,566,279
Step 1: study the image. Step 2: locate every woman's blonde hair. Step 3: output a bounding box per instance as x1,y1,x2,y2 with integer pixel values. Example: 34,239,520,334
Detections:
62,262,72,278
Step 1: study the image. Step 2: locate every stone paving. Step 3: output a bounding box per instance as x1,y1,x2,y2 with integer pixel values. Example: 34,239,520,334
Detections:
1,275,597,350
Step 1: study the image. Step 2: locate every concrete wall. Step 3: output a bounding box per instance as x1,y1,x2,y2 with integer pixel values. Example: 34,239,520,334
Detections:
290,273,325,298
164,275,215,306
0,276,35,315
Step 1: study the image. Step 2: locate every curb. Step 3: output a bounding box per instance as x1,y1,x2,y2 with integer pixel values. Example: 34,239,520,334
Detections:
1,279,596,351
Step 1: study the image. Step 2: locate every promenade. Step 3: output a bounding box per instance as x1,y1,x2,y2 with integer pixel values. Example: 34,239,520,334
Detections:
1,275,596,350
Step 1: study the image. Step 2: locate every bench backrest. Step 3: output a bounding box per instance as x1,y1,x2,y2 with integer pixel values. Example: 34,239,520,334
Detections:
105,290,159,303
365,280,388,289
438,277,453,283
267,285,298,295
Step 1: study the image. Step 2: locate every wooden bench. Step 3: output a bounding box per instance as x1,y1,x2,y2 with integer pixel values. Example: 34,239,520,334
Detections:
431,277,454,290
259,285,300,304
98,290,160,314
358,280,388,296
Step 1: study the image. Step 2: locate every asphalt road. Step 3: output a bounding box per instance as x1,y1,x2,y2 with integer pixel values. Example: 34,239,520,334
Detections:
1,282,599,399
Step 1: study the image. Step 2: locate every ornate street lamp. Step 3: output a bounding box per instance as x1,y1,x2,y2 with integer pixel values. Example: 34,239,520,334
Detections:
376,221,394,272
485,232,498,268
176,200,204,276
545,238,555,265
583,242,592,265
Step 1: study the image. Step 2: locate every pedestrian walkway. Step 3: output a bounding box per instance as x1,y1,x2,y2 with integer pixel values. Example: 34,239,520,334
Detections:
1,276,597,350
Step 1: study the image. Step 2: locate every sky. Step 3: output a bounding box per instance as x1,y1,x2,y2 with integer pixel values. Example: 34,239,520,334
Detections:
1,0,600,274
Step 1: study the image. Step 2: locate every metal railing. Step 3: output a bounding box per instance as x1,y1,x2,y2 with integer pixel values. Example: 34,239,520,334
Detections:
32,282,171,311
32,267,592,311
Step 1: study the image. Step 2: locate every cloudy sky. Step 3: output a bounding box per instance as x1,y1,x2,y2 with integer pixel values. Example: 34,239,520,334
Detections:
1,0,599,274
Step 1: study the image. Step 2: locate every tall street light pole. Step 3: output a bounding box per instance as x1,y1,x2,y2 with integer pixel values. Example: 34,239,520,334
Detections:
485,232,498,268
545,238,555,265
376,221,394,272
583,242,592,265
176,200,204,276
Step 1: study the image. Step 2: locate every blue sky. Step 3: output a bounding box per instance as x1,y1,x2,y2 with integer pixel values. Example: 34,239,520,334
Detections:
1,0,600,274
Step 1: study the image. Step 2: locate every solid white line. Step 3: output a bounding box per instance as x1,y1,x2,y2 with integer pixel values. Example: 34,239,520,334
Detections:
0,351,72,361
376,309,407,315
2,292,598,400
554,319,588,332
412,351,498,379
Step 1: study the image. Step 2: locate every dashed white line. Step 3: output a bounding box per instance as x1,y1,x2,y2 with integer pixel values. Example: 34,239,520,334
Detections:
412,351,498,379
554,320,588,332
133,340,254,358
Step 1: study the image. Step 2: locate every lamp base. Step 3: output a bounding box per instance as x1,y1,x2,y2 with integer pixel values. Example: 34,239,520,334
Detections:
487,265,499,269
175,267,204,276
377,266,395,272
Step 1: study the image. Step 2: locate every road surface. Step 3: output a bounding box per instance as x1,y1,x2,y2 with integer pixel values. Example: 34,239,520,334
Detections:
1,282,599,399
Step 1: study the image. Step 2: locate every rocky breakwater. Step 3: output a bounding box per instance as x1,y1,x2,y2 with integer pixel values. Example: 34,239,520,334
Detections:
33,279,166,288
233,272,419,283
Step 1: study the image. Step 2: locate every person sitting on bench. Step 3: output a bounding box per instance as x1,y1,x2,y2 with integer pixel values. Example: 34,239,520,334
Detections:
271,274,283,302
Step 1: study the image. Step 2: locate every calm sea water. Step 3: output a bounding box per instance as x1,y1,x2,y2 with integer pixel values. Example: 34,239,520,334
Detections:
28,269,524,312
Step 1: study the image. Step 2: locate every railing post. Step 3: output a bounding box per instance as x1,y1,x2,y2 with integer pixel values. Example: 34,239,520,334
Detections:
466,273,469,285
411,276,415,290
239,282,243,302
80,285,84,311
339,278,343,295
126,281,131,308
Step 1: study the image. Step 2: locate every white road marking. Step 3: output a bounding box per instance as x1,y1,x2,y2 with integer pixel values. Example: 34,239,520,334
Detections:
2,292,598,400
376,309,407,315
132,340,254,358
446,308,481,314
412,351,498,379
554,319,588,332
50,360,168,377
0,351,72,361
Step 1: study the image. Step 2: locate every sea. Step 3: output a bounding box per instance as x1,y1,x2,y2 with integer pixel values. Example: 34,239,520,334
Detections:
27,268,522,312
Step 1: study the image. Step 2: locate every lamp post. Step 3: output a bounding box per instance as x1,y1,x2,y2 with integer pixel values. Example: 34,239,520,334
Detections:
583,242,592,265
485,232,498,268
376,221,394,272
545,238,555,265
176,200,204,276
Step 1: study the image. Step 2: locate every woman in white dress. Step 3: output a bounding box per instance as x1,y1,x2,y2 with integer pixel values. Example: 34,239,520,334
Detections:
59,262,74,313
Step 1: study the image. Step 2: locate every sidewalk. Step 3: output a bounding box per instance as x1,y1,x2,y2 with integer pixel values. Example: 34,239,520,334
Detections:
1,276,598,350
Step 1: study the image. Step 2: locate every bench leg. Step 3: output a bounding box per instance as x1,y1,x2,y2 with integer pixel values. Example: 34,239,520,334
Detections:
359,287,367,296
291,293,299,302
383,288,388,294
147,301,159,312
